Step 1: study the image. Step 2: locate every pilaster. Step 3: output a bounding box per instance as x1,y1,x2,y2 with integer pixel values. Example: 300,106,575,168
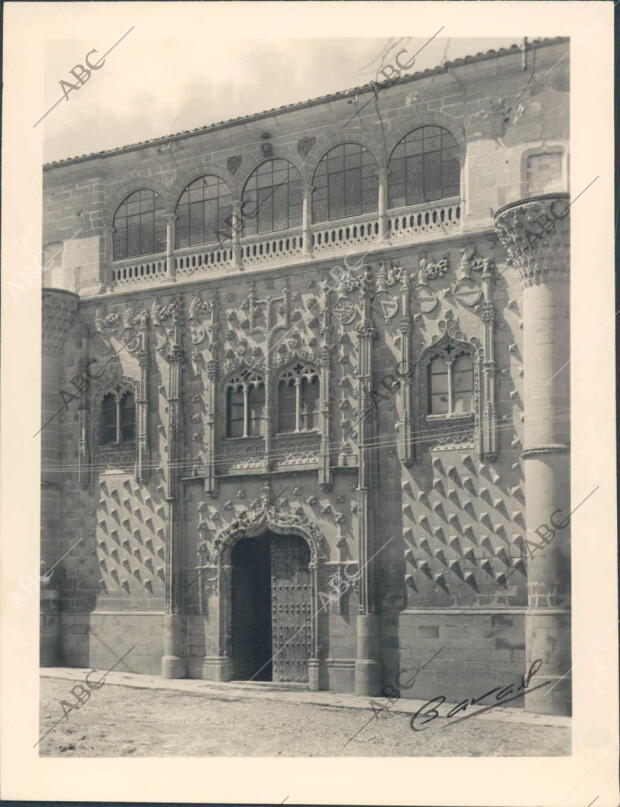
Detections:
354,267,382,695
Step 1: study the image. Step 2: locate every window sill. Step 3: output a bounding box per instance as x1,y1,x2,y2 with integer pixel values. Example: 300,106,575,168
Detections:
98,440,136,449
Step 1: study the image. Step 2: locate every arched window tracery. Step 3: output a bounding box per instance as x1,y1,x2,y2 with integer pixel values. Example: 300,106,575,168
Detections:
112,189,166,260
312,144,378,223
99,388,136,444
388,126,460,208
277,364,320,434
225,372,265,438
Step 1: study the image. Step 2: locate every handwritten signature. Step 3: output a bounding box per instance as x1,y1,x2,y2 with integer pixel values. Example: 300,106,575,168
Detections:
410,658,547,731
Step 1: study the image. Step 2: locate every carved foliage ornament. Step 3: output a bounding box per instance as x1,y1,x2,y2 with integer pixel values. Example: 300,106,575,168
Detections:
494,195,570,288
212,505,327,564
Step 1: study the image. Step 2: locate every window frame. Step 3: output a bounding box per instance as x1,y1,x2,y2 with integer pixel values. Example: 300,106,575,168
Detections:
276,364,321,435
225,372,266,439
388,126,460,209
241,159,303,237
312,143,378,224
112,189,166,261
175,175,233,249
98,387,137,446
426,348,474,419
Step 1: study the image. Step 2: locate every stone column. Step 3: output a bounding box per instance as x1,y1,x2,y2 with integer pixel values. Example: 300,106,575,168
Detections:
231,201,243,271
302,185,313,256
103,226,115,291
494,193,571,715
41,289,79,666
354,268,382,695
163,214,177,281
162,297,187,678
377,169,389,242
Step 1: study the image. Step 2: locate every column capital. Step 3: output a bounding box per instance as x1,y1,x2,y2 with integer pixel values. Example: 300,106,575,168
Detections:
494,193,570,289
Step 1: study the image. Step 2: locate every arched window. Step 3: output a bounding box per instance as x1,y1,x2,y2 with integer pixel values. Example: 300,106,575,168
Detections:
242,159,303,236
428,350,474,416
312,144,378,223
277,365,320,433
225,373,265,438
176,176,232,248
388,126,460,208
113,189,166,260
100,389,136,444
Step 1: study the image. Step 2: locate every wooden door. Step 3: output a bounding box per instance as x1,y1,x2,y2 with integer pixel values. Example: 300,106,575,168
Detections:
270,534,311,683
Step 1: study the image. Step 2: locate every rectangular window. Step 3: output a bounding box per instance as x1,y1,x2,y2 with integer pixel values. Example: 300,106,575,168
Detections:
429,359,449,415
301,377,320,431
278,381,297,433
227,389,245,438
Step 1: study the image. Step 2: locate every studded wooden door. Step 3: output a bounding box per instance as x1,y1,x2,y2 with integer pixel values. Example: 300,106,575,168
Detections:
270,534,311,683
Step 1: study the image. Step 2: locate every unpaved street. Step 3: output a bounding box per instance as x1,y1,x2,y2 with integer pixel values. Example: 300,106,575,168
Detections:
39,677,570,757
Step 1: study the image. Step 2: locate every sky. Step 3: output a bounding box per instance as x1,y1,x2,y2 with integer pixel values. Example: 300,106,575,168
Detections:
42,35,520,164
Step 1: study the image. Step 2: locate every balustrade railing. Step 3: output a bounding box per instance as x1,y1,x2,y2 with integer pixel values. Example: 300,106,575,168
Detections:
175,245,233,278
111,253,167,287
240,228,304,267
311,214,380,255
388,197,461,241
109,198,463,289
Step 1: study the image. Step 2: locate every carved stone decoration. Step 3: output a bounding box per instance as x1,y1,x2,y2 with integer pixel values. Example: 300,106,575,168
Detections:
297,136,316,158
452,279,482,307
412,283,438,314
372,291,399,320
419,254,449,281
332,296,356,325
213,505,328,565
227,155,242,175
494,194,570,288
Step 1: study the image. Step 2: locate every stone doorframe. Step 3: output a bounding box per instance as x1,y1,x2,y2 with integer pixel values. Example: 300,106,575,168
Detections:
198,507,329,690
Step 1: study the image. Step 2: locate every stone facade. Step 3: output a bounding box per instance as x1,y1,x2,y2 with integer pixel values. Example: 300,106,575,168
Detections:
41,38,571,714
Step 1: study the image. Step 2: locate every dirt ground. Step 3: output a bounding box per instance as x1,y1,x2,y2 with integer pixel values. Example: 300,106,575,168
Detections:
39,677,570,757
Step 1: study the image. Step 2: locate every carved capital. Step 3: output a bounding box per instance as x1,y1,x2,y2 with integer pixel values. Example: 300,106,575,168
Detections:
167,345,185,364
494,194,570,288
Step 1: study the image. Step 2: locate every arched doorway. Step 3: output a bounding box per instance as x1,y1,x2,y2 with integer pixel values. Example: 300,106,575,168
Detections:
231,532,311,683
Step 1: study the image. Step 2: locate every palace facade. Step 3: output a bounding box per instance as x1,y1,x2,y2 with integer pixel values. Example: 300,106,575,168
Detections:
41,37,571,715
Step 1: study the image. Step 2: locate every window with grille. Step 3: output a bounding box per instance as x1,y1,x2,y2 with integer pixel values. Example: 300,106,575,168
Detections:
112,189,166,260
312,144,378,223
388,127,460,208
242,160,303,236
175,176,233,248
